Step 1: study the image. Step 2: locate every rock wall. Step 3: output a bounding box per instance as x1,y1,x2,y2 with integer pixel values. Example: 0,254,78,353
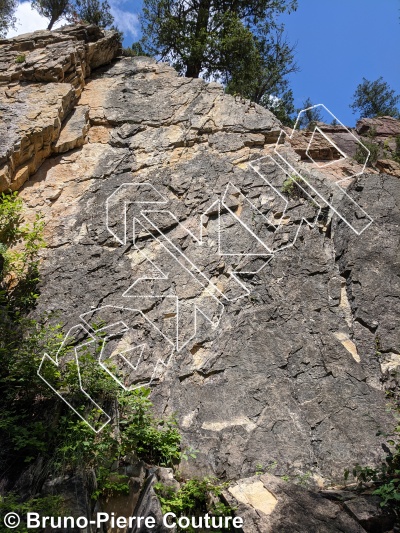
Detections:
0,24,120,192
0,25,399,522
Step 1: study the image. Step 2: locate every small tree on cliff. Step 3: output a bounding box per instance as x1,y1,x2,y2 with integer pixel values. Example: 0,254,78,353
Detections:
31,0,114,30
350,77,400,119
0,0,18,37
296,97,323,129
74,0,114,28
224,27,298,125
31,0,72,30
139,0,297,80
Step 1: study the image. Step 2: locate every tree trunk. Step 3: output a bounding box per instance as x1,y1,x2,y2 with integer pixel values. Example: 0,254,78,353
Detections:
185,61,202,79
185,0,211,78
47,15,57,31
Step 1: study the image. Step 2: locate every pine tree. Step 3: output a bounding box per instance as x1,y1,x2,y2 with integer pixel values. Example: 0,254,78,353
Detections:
350,77,400,119
297,97,323,129
31,0,114,30
74,0,114,28
140,0,297,80
224,27,298,125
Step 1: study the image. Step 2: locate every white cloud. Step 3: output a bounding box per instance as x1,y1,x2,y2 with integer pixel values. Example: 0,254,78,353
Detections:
6,1,67,38
6,1,139,42
109,2,139,39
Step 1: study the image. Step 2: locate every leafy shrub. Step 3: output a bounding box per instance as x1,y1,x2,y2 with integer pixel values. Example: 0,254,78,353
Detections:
0,494,64,533
0,192,182,504
354,139,379,167
0,191,45,311
0,191,53,469
55,386,182,498
15,54,25,63
155,477,235,532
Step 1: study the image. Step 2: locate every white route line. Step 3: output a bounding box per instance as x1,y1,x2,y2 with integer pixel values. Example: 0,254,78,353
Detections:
39,103,375,432
272,133,373,236
293,104,371,177
106,182,168,245
38,324,111,433
124,217,225,351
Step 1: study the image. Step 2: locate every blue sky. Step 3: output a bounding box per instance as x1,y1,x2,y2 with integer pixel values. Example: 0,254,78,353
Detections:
8,0,400,127
278,0,400,125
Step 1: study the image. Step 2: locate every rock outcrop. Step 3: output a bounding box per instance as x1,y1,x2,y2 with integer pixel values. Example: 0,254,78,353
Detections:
356,116,400,176
225,474,369,532
0,24,120,192
289,122,359,160
0,25,399,532
356,116,400,138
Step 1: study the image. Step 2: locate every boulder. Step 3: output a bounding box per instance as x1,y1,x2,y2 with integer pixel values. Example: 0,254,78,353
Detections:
288,128,344,161
53,105,90,153
225,474,368,532
0,24,120,89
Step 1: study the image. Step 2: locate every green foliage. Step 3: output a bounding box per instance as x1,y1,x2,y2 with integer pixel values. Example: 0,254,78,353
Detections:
40,385,181,497
155,477,235,531
225,28,297,125
0,190,183,509
123,41,152,57
294,471,312,487
393,135,400,164
0,494,65,533
31,0,72,30
374,478,400,508
255,463,264,475
278,470,312,487
31,0,116,30
354,137,380,167
1,334,182,496
0,191,61,470
350,77,400,119
0,191,45,311
0,0,18,37
0,319,64,461
140,0,297,81
354,140,379,166
296,97,323,130
0,194,226,525
0,190,46,312
282,174,303,198
15,54,26,63
92,470,130,500
261,89,295,127
74,0,114,28
0,191,24,245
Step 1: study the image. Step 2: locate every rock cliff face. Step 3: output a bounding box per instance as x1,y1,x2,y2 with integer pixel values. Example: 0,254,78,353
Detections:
1,24,399,530
0,24,120,192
